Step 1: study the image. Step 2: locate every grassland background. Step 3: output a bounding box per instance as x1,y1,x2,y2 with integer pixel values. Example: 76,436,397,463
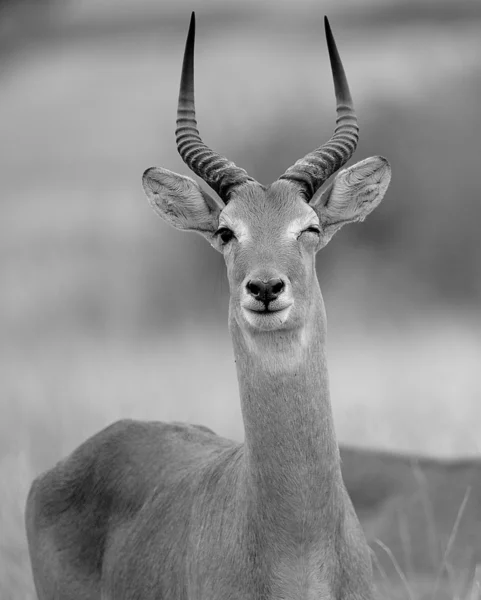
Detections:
1,0,481,597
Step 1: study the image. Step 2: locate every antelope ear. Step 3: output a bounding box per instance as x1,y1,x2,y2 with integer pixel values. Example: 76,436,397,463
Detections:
142,167,223,238
310,156,391,247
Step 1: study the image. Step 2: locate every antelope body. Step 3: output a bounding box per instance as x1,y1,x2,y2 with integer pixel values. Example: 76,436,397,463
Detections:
25,14,391,600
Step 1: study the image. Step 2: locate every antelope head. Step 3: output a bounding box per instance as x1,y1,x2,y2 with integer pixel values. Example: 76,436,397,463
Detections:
142,13,391,337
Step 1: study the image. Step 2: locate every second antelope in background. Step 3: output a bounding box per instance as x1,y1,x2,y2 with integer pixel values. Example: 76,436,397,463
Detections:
25,12,391,600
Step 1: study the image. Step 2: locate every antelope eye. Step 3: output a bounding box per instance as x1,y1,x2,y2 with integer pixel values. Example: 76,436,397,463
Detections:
215,227,235,245
299,225,321,238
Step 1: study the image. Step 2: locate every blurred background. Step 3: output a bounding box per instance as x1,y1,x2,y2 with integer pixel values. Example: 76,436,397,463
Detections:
1,0,481,596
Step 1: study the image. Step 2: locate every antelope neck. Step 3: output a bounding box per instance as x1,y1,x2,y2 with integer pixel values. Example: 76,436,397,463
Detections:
230,284,343,533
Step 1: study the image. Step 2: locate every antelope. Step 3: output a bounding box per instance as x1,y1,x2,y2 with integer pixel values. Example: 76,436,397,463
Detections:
25,13,391,600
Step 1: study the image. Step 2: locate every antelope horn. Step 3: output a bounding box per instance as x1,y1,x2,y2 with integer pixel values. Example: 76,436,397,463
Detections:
175,12,256,202
279,16,359,199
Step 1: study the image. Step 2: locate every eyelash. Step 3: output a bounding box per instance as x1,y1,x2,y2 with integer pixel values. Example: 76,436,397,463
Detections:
298,226,321,238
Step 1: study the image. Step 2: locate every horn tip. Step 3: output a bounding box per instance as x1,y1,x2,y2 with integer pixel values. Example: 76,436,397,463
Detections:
324,15,335,47
184,11,196,52
189,11,196,32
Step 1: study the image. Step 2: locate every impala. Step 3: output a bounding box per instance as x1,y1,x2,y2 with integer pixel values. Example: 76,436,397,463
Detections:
26,13,391,600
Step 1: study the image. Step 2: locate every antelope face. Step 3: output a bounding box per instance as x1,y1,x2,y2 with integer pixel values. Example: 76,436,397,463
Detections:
215,182,321,332
142,13,391,334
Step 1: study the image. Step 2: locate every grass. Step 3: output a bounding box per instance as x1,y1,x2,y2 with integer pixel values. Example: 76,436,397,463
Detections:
1,319,480,599
372,487,480,599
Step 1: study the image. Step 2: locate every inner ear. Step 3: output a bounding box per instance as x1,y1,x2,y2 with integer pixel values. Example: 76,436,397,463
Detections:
310,156,391,246
142,167,223,236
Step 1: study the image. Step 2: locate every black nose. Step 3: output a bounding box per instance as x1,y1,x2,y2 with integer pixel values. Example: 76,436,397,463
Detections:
246,278,285,304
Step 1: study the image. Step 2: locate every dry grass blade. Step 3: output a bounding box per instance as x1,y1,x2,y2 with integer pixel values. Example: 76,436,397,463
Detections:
412,462,439,569
445,561,460,600
468,564,481,600
374,539,415,600
431,486,471,600
397,508,413,580
370,546,391,597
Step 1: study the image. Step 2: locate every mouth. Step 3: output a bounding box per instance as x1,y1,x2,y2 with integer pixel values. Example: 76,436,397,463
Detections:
247,306,287,314
242,304,293,330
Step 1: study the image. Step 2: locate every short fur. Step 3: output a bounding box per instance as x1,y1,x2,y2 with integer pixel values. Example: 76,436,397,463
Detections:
26,13,392,599
26,158,391,600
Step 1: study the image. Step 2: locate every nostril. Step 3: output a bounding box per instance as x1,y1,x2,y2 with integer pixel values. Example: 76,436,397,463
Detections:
246,278,285,304
246,280,262,298
271,280,285,296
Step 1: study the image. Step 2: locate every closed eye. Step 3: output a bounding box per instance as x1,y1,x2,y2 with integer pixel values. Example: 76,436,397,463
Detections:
298,225,321,239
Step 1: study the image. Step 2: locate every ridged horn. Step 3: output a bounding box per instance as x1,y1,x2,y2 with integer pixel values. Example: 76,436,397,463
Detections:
279,16,359,199
175,12,256,202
